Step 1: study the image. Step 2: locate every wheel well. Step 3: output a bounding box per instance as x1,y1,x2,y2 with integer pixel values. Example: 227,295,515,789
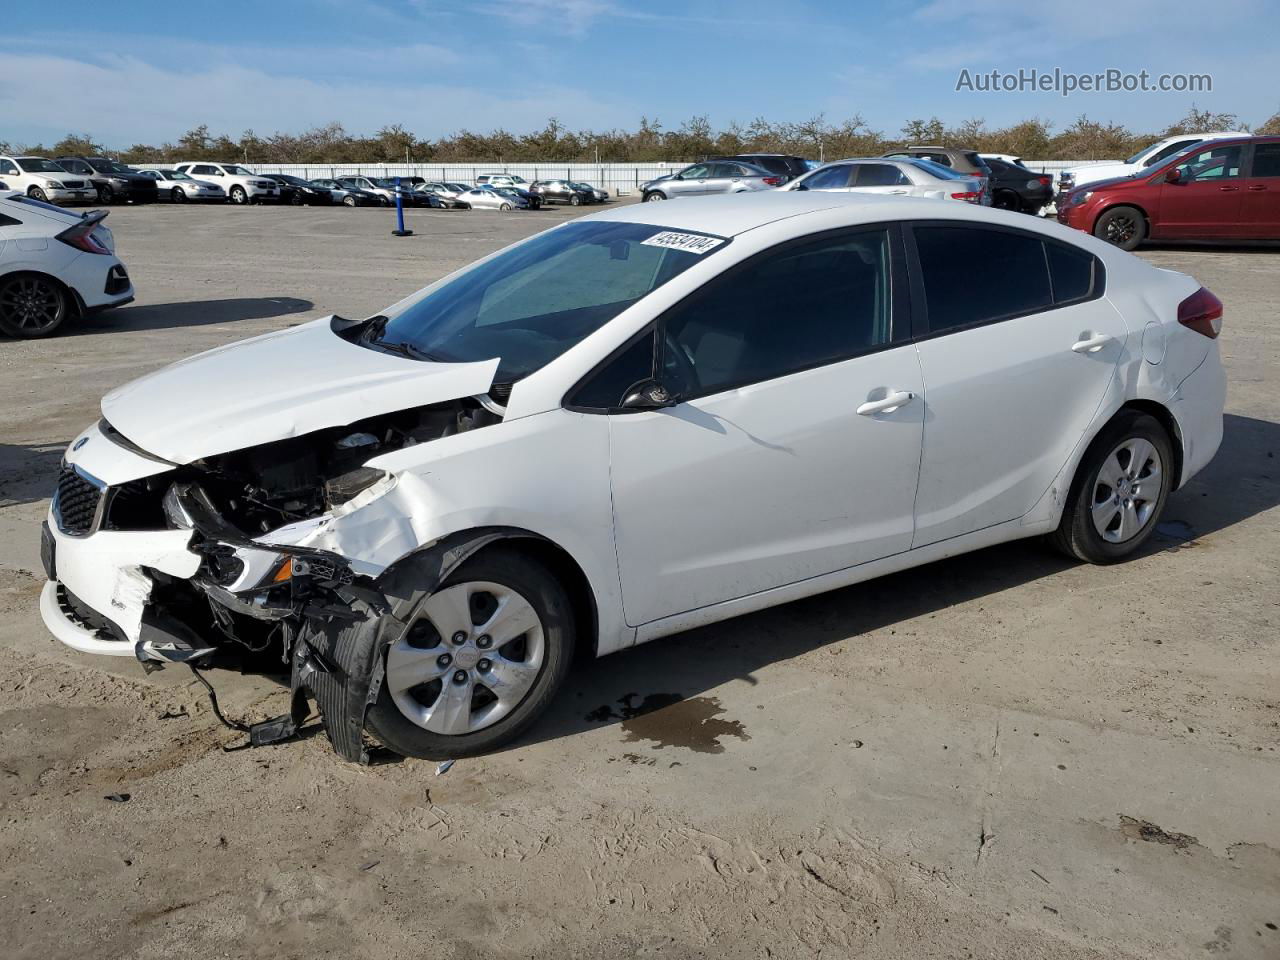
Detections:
1093,202,1148,234
1115,399,1184,490
0,269,81,318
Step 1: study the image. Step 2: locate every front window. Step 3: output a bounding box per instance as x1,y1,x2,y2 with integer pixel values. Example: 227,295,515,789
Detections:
366,221,730,383
16,158,68,173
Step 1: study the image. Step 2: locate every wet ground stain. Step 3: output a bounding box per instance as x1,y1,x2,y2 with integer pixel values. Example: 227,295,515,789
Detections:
1119,815,1200,850
586,693,750,754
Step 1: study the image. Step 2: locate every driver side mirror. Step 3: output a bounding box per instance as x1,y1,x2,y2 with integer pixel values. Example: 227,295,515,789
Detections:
1165,168,1182,183
620,379,676,410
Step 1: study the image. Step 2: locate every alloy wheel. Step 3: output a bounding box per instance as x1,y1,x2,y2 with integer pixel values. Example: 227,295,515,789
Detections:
1091,438,1163,543
0,275,66,336
385,581,546,736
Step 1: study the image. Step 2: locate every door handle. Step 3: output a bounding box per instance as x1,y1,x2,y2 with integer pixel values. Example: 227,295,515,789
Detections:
1219,185,1240,192
1071,332,1114,353
1247,184,1267,191
857,391,915,415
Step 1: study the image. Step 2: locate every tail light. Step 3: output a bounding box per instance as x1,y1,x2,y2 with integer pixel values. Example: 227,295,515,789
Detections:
950,191,981,203
55,218,111,255
762,176,783,186
1177,286,1223,339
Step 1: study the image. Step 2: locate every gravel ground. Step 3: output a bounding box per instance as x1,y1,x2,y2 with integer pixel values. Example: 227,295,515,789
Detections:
1,203,1277,960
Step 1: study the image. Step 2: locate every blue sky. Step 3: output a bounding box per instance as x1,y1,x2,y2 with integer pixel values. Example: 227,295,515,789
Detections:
1,0,1276,147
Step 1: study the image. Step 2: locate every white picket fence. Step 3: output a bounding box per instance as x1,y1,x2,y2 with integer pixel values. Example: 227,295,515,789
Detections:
227,159,1105,196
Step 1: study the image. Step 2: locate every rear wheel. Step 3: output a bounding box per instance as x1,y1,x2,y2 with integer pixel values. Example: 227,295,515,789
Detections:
366,549,576,759
229,185,248,205
0,273,70,338
1050,412,1173,563
1093,206,1146,251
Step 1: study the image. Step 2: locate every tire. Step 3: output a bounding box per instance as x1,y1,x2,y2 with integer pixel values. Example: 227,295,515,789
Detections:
0,273,70,338
643,191,665,202
98,184,114,204
1093,206,1146,251
366,548,576,759
229,185,248,205
27,187,49,203
343,195,356,207
171,187,187,203
993,190,1019,211
1049,411,1173,564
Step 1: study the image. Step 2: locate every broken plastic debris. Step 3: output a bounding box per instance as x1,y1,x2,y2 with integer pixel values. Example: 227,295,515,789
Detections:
435,759,455,776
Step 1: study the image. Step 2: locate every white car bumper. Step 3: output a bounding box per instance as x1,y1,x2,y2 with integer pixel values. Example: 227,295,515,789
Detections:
40,512,201,656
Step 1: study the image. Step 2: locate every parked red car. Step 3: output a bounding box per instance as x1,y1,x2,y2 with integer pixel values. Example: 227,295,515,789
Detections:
1057,136,1280,249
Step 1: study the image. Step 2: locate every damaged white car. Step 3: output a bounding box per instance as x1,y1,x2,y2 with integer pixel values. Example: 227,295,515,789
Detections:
39,192,1225,762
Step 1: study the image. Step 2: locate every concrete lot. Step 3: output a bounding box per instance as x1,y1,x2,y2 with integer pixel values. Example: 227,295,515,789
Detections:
1,203,1277,960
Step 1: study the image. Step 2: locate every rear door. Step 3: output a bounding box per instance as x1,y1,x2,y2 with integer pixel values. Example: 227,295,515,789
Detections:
1156,143,1245,238
1243,141,1280,237
906,222,1123,546
850,163,912,196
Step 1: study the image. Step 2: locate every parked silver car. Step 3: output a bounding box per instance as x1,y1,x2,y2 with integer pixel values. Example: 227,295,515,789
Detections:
639,160,781,201
456,186,525,211
135,168,227,203
783,157,988,205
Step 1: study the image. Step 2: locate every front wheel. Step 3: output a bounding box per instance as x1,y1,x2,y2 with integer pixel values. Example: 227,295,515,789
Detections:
366,549,576,759
1093,206,1146,251
1050,412,1173,564
229,185,248,205
0,273,70,338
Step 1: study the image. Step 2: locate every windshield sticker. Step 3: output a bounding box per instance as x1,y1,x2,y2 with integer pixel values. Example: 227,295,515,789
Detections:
641,231,725,255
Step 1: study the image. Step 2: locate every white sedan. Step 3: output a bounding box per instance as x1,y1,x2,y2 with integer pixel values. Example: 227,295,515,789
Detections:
136,168,226,203
0,192,134,337
785,157,987,203
38,192,1223,761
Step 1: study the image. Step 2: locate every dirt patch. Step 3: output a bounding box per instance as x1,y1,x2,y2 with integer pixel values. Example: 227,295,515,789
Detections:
1119,815,1200,850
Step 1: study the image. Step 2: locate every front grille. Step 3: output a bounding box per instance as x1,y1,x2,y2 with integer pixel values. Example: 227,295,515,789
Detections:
53,465,103,536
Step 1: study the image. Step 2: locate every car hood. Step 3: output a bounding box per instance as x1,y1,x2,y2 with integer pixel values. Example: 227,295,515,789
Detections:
101,317,499,464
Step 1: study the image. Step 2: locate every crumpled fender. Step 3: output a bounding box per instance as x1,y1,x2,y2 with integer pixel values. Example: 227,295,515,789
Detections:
291,528,512,763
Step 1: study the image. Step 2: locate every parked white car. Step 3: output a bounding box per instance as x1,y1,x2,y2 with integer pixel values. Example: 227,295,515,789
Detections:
136,168,226,203
0,156,97,205
783,157,986,202
1058,131,1246,194
38,192,1224,762
0,192,134,337
475,174,531,189
173,162,278,204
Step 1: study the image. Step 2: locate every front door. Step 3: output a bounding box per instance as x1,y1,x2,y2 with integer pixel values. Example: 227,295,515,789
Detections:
906,222,1126,546
605,225,925,626
1156,144,1244,238
1243,141,1280,237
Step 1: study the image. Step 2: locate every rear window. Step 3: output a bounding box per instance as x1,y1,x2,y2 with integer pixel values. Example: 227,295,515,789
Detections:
914,225,1101,334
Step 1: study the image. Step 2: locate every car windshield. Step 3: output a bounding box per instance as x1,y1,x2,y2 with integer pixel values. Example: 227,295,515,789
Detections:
366,220,730,382
905,158,968,180
16,158,68,173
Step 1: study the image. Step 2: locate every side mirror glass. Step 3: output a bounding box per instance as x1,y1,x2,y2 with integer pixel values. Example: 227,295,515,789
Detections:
620,379,676,410
1165,168,1182,183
